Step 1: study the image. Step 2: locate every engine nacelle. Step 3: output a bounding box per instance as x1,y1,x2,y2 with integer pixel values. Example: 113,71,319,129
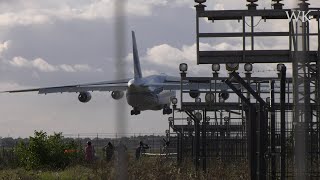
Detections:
78,92,92,103
111,91,124,100
189,90,200,99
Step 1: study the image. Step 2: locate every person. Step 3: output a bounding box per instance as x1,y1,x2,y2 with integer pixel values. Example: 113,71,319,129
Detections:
135,141,150,160
104,142,114,162
85,141,95,162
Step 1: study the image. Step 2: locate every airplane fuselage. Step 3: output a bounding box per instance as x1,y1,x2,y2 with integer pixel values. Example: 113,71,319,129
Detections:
126,74,175,111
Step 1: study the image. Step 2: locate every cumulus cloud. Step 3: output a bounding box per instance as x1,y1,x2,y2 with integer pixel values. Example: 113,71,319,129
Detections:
8,56,99,73
142,42,243,67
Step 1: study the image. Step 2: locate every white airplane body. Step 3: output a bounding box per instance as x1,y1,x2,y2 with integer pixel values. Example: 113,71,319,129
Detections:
3,31,181,115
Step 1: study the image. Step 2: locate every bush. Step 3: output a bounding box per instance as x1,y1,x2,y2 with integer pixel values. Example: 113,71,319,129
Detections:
15,131,79,170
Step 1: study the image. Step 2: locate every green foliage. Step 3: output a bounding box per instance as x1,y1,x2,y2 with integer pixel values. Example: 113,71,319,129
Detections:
15,131,79,170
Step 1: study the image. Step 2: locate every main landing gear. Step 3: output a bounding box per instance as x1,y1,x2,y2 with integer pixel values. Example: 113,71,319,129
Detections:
131,108,141,115
163,106,172,115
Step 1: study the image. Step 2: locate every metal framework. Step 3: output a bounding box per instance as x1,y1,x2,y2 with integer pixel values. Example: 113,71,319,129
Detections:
168,0,320,179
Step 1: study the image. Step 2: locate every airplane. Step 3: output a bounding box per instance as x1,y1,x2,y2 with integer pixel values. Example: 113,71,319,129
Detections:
1,31,184,115
1,31,273,115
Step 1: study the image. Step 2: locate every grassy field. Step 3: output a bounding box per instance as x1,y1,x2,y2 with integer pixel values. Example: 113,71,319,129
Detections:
0,156,249,180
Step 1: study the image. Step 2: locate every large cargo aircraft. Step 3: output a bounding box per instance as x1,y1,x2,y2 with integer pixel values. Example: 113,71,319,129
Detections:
2,31,184,115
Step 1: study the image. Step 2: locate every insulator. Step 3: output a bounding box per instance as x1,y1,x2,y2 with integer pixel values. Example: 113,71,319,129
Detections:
272,0,284,10
299,0,310,10
247,0,258,10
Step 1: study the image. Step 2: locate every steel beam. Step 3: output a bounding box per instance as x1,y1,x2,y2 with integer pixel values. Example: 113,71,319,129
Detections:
270,80,277,179
198,50,318,64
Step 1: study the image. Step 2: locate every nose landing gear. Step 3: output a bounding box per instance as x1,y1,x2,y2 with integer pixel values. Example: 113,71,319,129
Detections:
131,108,141,115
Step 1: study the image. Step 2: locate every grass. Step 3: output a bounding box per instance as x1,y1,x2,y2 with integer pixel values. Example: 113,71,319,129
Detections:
0,156,249,180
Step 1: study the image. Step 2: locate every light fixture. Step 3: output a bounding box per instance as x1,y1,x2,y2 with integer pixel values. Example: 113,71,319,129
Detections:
226,63,239,71
171,97,178,105
224,116,230,122
195,112,202,120
205,92,215,103
189,90,200,99
195,0,206,4
195,97,201,103
168,117,174,122
212,64,220,72
244,63,253,72
310,64,317,72
206,116,210,122
187,117,192,124
219,91,229,101
179,63,188,72
277,64,285,72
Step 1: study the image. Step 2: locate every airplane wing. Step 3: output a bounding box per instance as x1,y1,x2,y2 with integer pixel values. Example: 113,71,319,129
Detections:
1,79,130,94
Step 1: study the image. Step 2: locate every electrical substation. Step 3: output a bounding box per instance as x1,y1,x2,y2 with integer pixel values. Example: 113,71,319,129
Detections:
167,0,320,179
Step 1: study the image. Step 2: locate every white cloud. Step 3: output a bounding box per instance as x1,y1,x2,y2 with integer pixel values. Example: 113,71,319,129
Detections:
60,64,76,72
74,64,92,72
0,82,27,91
8,56,99,73
0,0,169,27
0,40,10,54
142,42,239,67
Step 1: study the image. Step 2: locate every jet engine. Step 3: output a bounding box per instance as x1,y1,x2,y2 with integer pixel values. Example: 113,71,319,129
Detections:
111,91,124,100
189,90,200,99
78,92,92,103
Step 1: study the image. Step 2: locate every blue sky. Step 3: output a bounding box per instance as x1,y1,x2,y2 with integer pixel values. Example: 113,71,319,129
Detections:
0,0,319,137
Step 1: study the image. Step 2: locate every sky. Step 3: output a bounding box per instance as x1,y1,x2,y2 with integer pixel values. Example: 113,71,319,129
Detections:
0,0,319,138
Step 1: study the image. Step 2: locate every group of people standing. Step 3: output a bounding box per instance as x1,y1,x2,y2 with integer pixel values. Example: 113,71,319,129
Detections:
84,140,150,163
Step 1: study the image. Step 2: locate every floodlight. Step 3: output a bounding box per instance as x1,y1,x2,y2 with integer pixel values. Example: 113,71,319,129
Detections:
179,63,188,72
171,97,178,105
195,97,201,103
310,64,317,72
205,93,215,103
212,64,220,72
224,116,230,122
219,91,229,101
195,0,206,4
206,116,210,122
244,63,253,72
277,64,285,72
226,63,239,71
195,112,202,120
219,97,225,103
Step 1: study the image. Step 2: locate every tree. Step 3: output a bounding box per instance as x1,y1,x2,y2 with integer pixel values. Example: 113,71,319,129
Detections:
15,130,79,170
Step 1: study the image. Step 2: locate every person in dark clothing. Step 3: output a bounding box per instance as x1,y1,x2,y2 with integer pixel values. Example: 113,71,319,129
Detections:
104,142,114,162
85,141,95,162
135,141,150,160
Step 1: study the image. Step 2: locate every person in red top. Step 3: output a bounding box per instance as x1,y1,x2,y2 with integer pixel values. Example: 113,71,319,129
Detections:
85,141,95,162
